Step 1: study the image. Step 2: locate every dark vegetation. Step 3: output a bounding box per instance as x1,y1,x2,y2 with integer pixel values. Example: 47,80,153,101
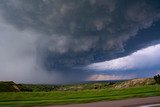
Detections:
0,81,118,92
18,82,117,92
0,81,20,92
154,74,160,84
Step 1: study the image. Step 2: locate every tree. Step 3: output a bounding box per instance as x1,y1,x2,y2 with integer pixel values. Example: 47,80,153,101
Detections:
154,74,160,84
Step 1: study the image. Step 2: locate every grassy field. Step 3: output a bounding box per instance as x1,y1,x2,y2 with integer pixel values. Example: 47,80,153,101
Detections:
0,85,160,107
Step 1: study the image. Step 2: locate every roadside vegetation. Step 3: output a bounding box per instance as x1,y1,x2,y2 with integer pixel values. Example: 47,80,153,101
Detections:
0,77,160,107
154,74,160,84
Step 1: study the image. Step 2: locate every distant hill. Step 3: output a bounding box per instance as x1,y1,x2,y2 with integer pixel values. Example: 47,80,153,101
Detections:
0,81,21,92
0,81,32,92
113,78,156,89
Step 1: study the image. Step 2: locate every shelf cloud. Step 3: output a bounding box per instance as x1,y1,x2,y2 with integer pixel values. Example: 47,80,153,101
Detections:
88,44,160,71
0,0,160,83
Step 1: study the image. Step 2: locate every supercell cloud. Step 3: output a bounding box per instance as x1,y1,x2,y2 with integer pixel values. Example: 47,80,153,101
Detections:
0,0,160,83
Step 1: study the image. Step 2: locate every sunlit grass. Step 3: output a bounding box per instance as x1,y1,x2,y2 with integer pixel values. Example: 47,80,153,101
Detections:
0,85,160,106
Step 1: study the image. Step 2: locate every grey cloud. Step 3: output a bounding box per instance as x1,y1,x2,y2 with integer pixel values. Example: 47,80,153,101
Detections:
47,35,98,53
1,0,159,53
0,16,54,84
0,0,160,83
0,14,90,84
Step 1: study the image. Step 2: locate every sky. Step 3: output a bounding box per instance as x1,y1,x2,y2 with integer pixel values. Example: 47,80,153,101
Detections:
0,0,160,84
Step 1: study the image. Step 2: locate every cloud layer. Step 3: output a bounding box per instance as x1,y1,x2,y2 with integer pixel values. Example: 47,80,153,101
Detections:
0,0,160,83
1,0,160,54
87,44,160,79
88,44,160,71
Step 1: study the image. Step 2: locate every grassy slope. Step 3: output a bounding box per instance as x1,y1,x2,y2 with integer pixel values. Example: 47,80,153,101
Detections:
0,85,160,106
0,81,20,92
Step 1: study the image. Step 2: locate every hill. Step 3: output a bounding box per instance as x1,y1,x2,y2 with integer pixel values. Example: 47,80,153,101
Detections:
0,81,20,92
113,78,156,89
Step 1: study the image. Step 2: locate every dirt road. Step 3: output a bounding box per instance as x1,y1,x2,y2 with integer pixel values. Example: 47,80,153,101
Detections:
43,96,160,107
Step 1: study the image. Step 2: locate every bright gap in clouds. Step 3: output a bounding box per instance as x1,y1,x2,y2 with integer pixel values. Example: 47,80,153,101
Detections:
86,44,160,81
87,44,160,71
87,74,135,81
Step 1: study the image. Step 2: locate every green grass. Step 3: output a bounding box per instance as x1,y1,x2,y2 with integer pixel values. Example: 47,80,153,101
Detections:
0,85,160,107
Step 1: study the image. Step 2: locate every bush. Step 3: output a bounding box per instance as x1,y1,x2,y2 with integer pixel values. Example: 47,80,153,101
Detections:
154,74,160,84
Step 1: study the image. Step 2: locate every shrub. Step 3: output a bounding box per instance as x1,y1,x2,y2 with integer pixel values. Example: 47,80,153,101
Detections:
154,74,160,84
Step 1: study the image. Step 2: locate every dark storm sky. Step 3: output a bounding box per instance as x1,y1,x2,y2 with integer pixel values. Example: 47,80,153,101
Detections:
0,0,160,84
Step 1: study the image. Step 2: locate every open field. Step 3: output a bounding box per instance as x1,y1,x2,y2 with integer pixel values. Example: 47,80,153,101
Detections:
0,85,160,107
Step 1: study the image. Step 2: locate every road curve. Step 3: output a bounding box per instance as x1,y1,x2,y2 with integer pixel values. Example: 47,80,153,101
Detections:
43,96,160,107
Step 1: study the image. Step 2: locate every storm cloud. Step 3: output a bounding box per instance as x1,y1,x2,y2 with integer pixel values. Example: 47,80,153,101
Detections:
0,0,160,83
88,44,160,71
